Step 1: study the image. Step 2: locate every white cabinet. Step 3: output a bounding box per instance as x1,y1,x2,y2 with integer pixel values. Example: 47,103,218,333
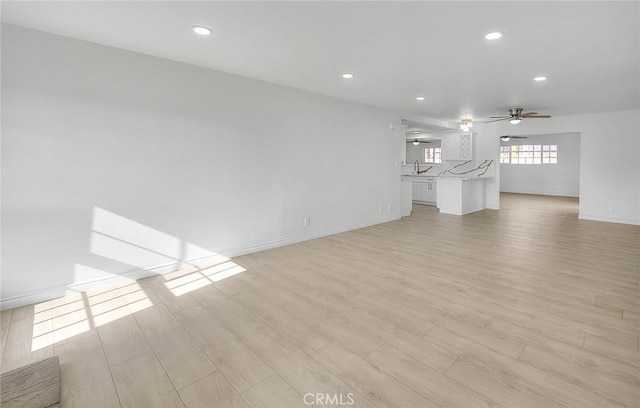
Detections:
411,178,437,204
421,181,436,203
442,133,474,161
412,182,422,200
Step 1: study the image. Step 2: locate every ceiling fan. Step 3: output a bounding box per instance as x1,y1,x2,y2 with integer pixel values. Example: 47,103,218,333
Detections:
407,139,431,145
486,108,551,124
500,135,527,141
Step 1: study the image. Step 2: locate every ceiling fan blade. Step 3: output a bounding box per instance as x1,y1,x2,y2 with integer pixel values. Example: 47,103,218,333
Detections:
521,112,538,116
485,118,509,123
489,116,509,119
525,115,552,118
500,135,528,141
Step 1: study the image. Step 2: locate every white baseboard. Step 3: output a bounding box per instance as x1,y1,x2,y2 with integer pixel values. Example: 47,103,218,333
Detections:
222,214,401,258
578,214,640,226
0,215,400,311
500,190,579,198
0,260,203,311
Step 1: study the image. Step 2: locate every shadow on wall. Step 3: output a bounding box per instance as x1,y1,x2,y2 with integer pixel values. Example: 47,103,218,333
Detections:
3,207,247,367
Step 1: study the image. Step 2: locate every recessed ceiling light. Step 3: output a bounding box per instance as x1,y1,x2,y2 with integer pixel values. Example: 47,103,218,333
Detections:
534,76,547,81
192,26,212,36
484,31,503,40
416,96,425,101
411,130,422,134
342,73,355,79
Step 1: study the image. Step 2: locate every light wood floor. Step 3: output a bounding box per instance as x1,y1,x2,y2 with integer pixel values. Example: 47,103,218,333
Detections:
1,193,639,407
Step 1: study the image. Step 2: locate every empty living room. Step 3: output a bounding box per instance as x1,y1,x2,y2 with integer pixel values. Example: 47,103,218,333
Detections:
1,2,639,408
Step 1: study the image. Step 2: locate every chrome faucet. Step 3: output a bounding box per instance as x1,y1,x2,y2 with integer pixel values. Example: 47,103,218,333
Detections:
414,160,431,175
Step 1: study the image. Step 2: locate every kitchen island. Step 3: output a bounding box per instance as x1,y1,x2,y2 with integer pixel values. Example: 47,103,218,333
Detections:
436,177,489,215
401,159,495,216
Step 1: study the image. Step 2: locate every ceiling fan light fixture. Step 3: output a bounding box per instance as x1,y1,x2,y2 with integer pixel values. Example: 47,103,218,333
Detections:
484,31,503,40
192,26,212,36
501,136,511,141
460,118,473,132
509,118,522,125
412,140,420,145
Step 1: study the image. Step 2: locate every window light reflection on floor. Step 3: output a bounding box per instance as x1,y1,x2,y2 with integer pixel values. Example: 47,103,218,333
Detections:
30,261,248,351
29,206,246,352
31,281,153,352
164,261,246,297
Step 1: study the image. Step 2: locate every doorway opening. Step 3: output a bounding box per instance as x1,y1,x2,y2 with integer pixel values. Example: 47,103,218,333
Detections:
499,132,581,208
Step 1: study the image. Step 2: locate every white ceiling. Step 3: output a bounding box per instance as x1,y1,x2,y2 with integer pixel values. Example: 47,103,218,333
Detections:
2,1,638,122
401,118,456,140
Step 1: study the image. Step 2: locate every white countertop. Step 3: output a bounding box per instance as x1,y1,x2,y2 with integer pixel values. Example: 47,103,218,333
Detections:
402,174,493,180
436,176,494,180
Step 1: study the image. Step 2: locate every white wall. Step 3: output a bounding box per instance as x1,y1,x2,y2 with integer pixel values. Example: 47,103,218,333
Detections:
484,110,640,225
1,24,402,308
405,140,441,164
500,133,581,197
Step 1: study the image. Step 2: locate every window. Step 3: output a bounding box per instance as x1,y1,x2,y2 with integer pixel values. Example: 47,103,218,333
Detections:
542,144,558,164
501,144,557,164
500,146,510,163
425,147,442,164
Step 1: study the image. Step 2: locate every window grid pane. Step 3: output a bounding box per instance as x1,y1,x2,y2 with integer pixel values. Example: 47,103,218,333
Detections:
425,148,442,164
434,148,442,164
500,146,510,163
505,144,558,165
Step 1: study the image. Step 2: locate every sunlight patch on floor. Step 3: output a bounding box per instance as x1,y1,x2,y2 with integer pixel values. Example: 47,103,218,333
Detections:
164,261,247,296
27,207,244,352
31,281,153,351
